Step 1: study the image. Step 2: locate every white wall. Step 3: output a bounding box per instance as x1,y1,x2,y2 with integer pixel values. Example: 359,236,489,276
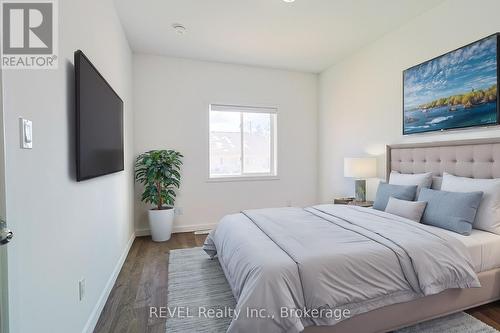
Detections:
318,0,500,202
2,0,134,332
134,55,318,232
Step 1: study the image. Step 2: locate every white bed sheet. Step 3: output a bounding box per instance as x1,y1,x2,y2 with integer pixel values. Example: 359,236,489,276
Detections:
428,226,500,272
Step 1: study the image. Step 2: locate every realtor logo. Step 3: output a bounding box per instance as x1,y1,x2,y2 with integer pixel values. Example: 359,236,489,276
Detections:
1,0,58,69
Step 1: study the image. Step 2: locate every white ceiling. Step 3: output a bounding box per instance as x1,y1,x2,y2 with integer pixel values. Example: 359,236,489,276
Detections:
115,0,445,73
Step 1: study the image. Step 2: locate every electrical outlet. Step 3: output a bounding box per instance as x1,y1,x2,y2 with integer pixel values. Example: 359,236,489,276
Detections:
78,278,85,301
175,207,183,216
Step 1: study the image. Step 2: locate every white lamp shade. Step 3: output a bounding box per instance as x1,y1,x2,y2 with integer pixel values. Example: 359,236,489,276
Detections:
344,158,377,178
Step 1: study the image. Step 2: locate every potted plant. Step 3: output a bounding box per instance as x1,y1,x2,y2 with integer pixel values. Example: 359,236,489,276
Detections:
135,150,183,242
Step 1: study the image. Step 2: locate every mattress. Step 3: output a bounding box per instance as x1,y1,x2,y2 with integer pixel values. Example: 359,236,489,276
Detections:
428,226,500,272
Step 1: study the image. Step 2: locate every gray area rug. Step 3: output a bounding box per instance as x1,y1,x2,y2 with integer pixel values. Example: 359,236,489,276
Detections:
166,247,498,333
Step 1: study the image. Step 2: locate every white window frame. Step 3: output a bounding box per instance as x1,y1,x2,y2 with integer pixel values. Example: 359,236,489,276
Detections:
208,104,278,181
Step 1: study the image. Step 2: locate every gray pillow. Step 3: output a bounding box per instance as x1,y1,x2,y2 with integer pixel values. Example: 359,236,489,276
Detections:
385,197,427,222
373,183,417,211
418,188,483,235
389,171,433,196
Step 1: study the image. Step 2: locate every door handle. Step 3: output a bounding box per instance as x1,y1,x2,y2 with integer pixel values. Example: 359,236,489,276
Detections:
0,229,12,245
0,220,13,245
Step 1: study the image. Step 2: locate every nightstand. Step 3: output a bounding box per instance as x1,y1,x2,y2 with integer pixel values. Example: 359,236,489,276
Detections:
333,197,355,205
347,201,373,207
334,197,373,207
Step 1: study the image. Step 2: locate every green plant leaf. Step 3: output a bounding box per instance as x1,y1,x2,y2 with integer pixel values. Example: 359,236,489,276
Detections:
134,149,183,209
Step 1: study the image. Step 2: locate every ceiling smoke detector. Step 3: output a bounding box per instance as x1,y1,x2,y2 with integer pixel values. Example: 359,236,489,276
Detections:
172,23,187,34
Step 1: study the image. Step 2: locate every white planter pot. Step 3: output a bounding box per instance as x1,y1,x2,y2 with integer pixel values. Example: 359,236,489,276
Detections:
148,208,174,242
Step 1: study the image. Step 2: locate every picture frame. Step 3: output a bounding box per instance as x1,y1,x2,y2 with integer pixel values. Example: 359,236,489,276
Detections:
403,33,500,135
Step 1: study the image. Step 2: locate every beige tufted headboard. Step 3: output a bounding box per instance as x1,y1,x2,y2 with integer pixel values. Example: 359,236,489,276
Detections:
387,138,500,189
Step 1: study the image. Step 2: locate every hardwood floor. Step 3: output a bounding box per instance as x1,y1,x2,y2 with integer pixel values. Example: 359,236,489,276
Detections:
95,233,500,333
467,302,500,330
94,233,206,333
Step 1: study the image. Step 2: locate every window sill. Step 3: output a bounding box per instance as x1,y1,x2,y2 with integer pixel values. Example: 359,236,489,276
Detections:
206,176,280,183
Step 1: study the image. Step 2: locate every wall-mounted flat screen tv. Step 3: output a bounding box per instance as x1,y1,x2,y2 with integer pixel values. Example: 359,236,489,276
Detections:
75,50,124,181
403,34,499,135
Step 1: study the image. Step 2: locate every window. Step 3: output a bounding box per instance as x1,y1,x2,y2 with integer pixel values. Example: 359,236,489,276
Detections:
209,104,277,179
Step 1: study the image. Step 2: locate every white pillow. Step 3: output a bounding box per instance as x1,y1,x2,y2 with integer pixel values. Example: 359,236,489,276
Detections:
385,197,427,222
389,171,433,196
441,172,500,234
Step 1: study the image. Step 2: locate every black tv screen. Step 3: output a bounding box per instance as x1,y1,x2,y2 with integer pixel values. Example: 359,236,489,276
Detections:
75,50,124,181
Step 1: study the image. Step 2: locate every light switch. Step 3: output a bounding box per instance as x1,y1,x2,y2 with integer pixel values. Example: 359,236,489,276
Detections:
20,118,32,149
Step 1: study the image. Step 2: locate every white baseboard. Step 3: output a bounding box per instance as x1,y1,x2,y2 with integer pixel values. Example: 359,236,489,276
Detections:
82,232,135,333
134,227,151,237
174,222,217,233
135,222,217,236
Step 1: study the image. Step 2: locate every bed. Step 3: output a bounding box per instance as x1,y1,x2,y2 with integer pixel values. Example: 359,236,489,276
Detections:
204,138,500,333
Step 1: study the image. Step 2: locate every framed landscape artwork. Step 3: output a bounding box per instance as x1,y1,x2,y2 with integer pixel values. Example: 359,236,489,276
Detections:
403,34,499,135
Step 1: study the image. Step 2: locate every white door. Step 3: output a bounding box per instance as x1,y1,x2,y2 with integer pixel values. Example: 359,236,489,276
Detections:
0,65,11,333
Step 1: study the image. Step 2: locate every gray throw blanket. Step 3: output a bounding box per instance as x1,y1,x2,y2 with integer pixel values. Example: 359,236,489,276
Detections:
203,205,479,333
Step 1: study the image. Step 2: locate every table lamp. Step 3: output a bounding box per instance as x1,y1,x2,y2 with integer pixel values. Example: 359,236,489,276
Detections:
344,158,377,202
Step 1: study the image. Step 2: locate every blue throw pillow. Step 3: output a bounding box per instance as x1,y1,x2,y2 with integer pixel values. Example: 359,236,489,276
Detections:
373,183,417,211
418,188,483,235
